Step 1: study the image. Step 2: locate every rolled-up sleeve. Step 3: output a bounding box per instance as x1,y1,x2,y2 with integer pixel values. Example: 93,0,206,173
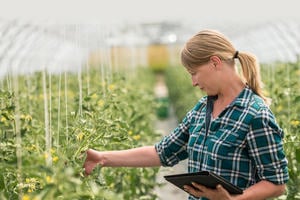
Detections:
155,111,192,167
247,108,289,184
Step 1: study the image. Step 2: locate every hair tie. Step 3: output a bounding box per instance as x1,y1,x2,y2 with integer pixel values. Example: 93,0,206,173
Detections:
233,51,239,59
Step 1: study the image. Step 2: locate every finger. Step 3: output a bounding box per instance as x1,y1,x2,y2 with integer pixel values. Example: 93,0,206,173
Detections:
183,185,198,191
216,184,223,191
83,165,90,176
216,184,229,195
183,185,204,198
191,182,207,192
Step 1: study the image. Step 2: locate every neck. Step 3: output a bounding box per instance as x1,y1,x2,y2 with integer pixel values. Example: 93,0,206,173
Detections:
216,77,245,104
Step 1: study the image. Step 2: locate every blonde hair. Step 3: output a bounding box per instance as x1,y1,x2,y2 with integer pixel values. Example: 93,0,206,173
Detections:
181,29,268,103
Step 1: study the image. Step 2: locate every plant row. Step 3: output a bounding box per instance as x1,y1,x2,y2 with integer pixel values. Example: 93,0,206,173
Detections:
0,67,160,200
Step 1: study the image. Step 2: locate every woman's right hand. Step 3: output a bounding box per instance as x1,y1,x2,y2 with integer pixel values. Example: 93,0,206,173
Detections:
83,149,103,175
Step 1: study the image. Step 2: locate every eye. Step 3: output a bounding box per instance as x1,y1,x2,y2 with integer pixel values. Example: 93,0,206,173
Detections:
190,71,196,76
188,70,195,75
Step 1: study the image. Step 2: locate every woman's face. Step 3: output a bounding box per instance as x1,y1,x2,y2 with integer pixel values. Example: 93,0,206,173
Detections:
187,61,219,95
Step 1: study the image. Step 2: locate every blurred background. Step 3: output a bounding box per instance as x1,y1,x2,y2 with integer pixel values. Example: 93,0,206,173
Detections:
0,0,300,76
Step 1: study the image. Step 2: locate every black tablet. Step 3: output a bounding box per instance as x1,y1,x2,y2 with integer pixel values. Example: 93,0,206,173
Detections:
164,171,243,195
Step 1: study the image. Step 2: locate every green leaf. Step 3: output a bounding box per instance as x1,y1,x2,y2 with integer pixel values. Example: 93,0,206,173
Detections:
294,95,300,103
296,148,300,163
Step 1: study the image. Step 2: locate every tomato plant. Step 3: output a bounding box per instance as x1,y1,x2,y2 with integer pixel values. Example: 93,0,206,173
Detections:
262,62,300,199
0,67,160,200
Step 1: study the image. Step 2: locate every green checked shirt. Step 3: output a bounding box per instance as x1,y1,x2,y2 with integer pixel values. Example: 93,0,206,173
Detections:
155,86,289,200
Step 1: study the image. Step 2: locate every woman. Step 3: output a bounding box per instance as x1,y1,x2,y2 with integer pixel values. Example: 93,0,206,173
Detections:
84,29,289,200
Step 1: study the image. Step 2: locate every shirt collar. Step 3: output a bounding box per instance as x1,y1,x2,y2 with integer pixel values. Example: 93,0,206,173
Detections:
230,86,254,108
206,86,256,110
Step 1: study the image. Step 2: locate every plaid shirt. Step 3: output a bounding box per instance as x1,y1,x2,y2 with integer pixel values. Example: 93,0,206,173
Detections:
155,86,289,200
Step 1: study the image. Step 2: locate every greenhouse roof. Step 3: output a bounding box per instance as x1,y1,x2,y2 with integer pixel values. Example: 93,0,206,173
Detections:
0,18,299,78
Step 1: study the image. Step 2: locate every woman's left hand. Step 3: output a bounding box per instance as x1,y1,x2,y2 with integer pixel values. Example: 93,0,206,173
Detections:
183,182,235,200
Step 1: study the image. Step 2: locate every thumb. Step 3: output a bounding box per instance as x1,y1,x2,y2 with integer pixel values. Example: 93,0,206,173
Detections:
216,184,227,193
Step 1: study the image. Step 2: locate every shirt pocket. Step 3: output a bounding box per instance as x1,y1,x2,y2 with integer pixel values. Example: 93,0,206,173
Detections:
208,129,244,160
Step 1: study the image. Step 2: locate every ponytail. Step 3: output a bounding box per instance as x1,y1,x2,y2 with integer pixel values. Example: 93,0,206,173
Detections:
236,51,269,105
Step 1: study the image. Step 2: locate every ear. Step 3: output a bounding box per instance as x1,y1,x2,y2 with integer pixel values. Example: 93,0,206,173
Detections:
209,56,222,67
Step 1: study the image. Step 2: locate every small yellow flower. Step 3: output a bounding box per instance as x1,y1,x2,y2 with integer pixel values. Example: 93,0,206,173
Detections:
291,120,300,126
76,132,84,141
25,115,32,121
97,99,105,107
133,135,141,141
128,130,133,135
22,194,30,200
46,176,52,183
108,84,116,91
52,156,59,163
50,148,55,154
1,116,7,122
276,105,283,112
91,93,98,99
